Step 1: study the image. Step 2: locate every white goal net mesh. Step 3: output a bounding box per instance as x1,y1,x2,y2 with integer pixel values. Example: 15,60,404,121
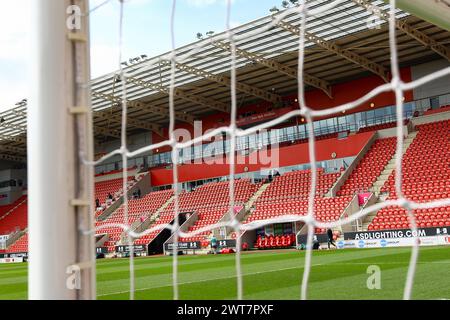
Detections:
88,0,450,300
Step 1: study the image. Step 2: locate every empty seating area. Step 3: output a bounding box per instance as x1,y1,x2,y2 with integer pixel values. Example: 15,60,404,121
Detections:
179,206,230,242
368,205,450,230
0,199,27,235
6,233,28,253
337,138,396,196
245,196,351,230
369,120,450,230
96,189,173,252
148,179,261,244
95,176,135,209
244,169,347,234
134,211,175,245
254,234,296,249
171,179,262,212
423,104,450,115
0,196,26,219
257,169,341,203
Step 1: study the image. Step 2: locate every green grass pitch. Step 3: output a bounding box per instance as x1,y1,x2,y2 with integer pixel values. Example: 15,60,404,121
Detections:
0,246,449,300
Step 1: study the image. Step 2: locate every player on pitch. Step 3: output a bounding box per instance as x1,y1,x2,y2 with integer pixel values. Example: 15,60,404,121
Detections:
327,228,337,249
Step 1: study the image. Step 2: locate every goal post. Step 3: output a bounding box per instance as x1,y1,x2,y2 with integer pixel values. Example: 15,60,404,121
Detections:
28,0,95,299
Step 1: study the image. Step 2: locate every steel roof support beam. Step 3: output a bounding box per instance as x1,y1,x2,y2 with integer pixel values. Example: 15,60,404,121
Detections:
160,60,282,103
0,134,26,144
93,125,122,139
0,144,26,154
124,76,230,113
211,40,333,98
276,19,390,82
0,154,26,162
0,121,27,133
93,109,164,137
92,91,194,125
353,0,450,61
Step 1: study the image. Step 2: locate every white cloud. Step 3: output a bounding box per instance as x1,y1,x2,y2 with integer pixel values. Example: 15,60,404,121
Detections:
0,0,31,110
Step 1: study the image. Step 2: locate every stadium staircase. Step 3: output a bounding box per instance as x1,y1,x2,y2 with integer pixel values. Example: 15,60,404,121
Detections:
0,196,27,220
96,188,173,252
244,182,271,211
333,130,417,231
367,120,450,231
120,193,175,245
357,131,418,230
225,181,273,240
5,231,28,253
371,131,418,196
96,172,148,221
138,179,262,248
0,198,27,237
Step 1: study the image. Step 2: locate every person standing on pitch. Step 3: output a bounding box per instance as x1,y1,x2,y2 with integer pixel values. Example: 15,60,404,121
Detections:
210,233,218,254
327,228,337,249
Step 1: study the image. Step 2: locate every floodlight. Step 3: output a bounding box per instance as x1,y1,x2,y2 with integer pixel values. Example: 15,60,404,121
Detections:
269,6,279,14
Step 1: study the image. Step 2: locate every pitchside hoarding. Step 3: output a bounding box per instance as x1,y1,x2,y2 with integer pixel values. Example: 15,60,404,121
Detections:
0,257,24,264
96,247,108,254
115,244,147,253
217,239,236,248
0,252,28,260
337,235,450,249
297,233,329,244
164,239,237,252
344,227,449,240
164,241,201,251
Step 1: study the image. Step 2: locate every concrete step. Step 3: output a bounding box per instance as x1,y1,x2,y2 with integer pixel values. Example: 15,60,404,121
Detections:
385,163,396,170
373,180,386,187
245,182,270,211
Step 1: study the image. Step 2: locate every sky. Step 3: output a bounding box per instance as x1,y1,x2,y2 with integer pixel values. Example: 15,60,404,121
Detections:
0,0,279,112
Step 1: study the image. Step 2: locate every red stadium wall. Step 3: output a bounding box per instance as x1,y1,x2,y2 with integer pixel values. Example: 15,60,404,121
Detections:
151,67,412,154
149,132,374,186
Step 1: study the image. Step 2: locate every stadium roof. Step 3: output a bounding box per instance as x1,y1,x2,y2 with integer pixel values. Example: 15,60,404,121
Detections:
0,0,449,162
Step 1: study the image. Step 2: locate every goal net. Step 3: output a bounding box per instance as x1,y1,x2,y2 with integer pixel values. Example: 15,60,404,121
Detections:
29,0,450,300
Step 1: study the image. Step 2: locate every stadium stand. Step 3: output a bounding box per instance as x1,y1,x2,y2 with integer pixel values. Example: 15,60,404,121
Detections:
337,137,397,196
96,189,174,252
178,206,230,242
246,196,351,234
254,234,296,249
136,179,261,244
423,105,450,115
0,198,27,235
95,176,135,211
369,120,450,230
6,233,28,253
173,179,261,211
256,169,341,203
134,210,175,246
244,169,349,240
3,175,139,253
0,196,27,220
